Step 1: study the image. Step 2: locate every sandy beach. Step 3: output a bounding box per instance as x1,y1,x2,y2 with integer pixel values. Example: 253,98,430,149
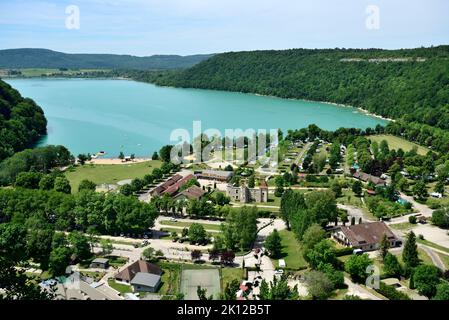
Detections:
87,158,152,165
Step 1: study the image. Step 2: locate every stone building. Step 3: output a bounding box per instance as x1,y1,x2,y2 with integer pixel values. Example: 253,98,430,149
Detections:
226,181,268,203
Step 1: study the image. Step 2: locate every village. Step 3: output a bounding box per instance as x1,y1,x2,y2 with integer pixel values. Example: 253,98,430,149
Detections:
33,128,449,301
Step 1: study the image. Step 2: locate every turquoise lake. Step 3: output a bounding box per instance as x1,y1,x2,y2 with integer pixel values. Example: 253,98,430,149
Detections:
6,78,387,157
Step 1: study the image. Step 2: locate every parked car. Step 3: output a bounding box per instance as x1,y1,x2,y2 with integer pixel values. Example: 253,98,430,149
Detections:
170,217,178,222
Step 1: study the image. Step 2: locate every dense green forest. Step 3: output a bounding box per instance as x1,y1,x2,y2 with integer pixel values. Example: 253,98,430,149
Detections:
150,46,449,130
0,79,47,161
0,48,214,70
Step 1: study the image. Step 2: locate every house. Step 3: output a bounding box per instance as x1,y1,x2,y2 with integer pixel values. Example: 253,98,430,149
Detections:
173,185,206,201
332,221,401,251
130,272,161,293
115,260,162,284
195,170,234,182
226,181,268,203
353,171,387,186
90,258,109,269
150,174,195,198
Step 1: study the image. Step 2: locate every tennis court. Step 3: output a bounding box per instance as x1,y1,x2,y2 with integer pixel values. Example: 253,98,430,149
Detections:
181,268,221,300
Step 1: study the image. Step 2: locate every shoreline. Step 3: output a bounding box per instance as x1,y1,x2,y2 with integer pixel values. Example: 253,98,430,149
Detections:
86,158,152,165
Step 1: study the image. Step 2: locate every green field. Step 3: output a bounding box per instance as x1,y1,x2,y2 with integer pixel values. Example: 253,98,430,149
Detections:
65,160,162,192
272,230,307,270
159,220,222,232
108,279,133,294
369,135,429,156
221,267,244,291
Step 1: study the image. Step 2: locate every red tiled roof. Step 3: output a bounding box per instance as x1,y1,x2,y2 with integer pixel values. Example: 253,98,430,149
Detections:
339,222,397,247
115,260,162,282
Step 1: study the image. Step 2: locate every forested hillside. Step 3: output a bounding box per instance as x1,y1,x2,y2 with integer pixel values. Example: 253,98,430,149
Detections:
152,46,449,130
0,79,47,161
0,48,214,70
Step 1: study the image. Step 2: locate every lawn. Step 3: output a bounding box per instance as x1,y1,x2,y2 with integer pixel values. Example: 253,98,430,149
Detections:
368,135,429,156
417,239,449,254
437,253,449,270
159,220,222,232
65,160,162,192
272,230,307,270
108,279,133,294
107,256,129,268
158,262,182,297
389,222,415,231
221,267,244,290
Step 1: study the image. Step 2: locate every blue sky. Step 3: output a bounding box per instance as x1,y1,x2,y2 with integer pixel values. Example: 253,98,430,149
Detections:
0,0,448,56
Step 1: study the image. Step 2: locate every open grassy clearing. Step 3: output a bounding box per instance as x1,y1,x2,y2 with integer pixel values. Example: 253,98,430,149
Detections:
417,238,449,254
271,230,307,270
159,220,222,232
221,267,244,291
368,135,429,156
65,160,162,192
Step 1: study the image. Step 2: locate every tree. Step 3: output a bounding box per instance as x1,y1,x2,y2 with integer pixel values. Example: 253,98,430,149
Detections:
383,253,402,278
26,227,54,270
54,176,71,194
265,229,282,258
302,224,326,254
274,176,285,197
39,175,55,190
433,282,449,300
305,240,337,270
413,180,428,200
120,184,133,196
222,279,240,300
159,145,174,163
248,175,255,188
258,276,298,300
209,249,220,263
379,233,390,260
151,151,159,160
191,250,203,262
432,207,449,229
78,179,96,192
413,264,441,298
77,154,89,165
345,254,372,283
100,239,113,255
304,270,334,300
197,286,213,300
330,180,342,198
220,250,235,265
118,152,125,160
188,223,207,244
14,172,42,189
68,232,92,261
403,231,419,270
142,247,156,262
352,181,363,197
49,246,72,276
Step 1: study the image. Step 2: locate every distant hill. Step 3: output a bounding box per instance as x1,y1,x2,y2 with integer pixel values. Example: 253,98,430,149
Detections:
0,48,214,70
152,46,449,130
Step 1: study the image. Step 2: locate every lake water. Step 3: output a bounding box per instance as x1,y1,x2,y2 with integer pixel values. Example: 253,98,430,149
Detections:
6,78,387,157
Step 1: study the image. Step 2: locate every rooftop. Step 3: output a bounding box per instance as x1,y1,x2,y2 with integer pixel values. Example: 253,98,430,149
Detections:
130,272,161,288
